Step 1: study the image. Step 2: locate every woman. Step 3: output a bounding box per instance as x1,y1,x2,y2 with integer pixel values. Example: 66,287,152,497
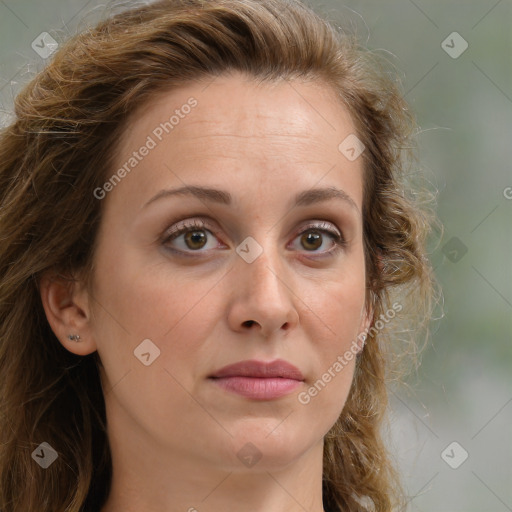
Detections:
0,0,438,511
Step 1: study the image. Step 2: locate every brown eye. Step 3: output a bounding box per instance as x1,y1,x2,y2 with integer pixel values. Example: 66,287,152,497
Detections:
300,231,323,251
183,230,208,250
290,222,346,257
162,218,345,258
163,219,221,254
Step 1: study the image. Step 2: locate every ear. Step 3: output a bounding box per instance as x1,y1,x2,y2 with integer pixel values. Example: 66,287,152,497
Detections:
39,271,98,356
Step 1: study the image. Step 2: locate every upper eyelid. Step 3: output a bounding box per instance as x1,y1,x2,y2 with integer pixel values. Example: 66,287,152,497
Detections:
162,218,217,239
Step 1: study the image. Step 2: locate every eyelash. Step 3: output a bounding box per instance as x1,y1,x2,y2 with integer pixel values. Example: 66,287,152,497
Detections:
161,218,346,258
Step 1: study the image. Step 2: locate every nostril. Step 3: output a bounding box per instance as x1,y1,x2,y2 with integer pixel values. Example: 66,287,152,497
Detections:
244,320,256,328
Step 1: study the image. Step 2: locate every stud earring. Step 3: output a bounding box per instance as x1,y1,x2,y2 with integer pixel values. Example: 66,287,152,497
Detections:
67,334,81,342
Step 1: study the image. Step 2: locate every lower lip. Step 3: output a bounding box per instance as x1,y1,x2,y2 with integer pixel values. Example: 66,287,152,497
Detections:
209,376,303,400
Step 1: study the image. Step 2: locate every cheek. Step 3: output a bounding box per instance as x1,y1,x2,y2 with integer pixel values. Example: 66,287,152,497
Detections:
298,264,365,406
91,246,217,428
297,284,362,432
91,237,206,337
305,263,366,345
303,360,356,428
91,243,217,380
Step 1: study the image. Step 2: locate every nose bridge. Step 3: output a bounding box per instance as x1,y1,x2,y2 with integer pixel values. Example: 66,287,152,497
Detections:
238,235,286,296
230,230,298,335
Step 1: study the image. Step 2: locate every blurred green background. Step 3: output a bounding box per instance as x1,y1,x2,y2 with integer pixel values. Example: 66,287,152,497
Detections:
1,1,511,510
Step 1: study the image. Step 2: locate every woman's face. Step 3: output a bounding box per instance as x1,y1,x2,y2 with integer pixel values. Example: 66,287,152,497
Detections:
87,71,371,471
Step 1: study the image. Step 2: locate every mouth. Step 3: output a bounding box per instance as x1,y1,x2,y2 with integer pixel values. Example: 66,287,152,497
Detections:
209,376,302,400
209,358,304,380
208,359,304,400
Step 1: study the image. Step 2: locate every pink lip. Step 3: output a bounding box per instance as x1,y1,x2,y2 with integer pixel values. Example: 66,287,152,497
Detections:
209,359,304,400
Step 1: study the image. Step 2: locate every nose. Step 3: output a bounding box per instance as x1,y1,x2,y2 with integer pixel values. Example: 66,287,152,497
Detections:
226,244,299,339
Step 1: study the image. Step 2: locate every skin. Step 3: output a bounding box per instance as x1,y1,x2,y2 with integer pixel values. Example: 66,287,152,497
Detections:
40,71,372,512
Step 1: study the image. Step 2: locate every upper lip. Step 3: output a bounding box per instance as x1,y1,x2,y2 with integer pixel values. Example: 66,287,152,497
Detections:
209,359,304,380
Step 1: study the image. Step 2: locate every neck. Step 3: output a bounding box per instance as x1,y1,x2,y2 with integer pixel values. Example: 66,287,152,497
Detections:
100,400,327,512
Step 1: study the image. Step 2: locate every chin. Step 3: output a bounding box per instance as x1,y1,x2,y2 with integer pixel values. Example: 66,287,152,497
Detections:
214,423,314,472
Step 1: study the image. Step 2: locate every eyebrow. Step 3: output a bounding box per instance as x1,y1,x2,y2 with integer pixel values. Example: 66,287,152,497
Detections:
142,185,359,212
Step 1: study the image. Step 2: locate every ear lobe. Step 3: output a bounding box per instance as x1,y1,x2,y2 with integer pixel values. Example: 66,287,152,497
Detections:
39,272,97,356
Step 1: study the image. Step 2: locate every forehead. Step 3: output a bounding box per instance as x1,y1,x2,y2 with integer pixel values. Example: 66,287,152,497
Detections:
109,71,364,212
120,71,357,153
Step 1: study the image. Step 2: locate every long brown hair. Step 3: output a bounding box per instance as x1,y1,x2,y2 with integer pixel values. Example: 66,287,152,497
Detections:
0,0,439,510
